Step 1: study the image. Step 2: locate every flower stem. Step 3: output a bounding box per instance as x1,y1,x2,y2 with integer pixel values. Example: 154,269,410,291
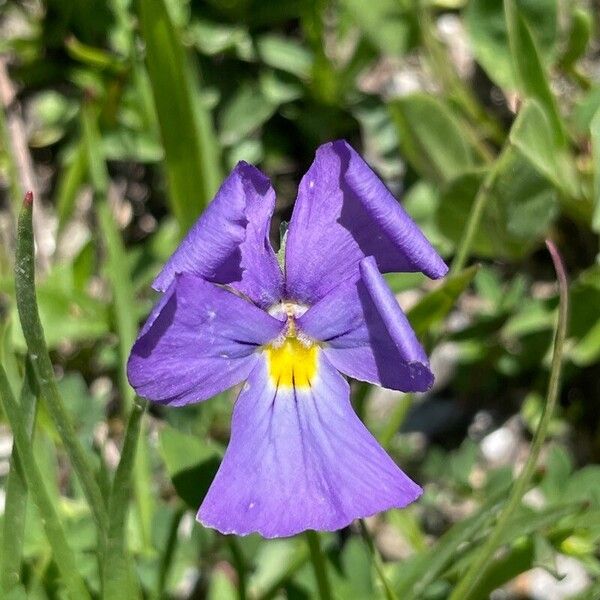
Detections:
449,240,569,599
305,531,332,600
15,192,108,533
0,364,91,600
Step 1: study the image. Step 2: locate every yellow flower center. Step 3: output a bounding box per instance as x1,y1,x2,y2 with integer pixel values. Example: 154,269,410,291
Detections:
265,329,318,389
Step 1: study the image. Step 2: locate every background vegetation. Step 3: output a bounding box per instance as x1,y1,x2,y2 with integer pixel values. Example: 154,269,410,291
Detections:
0,0,599,598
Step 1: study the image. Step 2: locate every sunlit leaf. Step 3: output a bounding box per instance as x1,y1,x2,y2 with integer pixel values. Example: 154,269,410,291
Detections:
389,93,475,182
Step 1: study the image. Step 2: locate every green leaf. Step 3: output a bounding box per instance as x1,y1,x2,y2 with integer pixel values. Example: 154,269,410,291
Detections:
101,129,163,163
509,100,566,189
560,7,593,71
138,0,222,231
408,265,478,338
509,100,587,222
219,83,278,146
28,91,78,148
504,0,565,147
340,0,416,56
568,266,600,366
465,0,558,89
159,425,223,508
187,19,253,59
573,85,600,137
389,94,475,183
256,35,313,78
437,151,559,259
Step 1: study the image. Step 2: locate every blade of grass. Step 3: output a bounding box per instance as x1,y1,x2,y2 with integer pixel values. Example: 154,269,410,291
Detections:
97,201,137,412
102,399,146,600
398,483,510,598
138,0,222,231
154,506,185,599
15,192,108,533
590,108,600,235
0,364,91,600
449,240,569,599
359,520,398,600
1,360,38,592
55,141,88,232
226,538,248,600
82,101,153,549
450,146,511,275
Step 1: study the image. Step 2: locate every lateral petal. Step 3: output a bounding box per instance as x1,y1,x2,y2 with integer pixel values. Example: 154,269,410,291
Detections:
127,273,285,406
297,256,433,392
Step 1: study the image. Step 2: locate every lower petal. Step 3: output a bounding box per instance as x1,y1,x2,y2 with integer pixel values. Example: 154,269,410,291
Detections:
198,352,421,538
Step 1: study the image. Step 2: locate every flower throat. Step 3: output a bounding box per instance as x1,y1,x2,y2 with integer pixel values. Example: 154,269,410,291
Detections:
265,302,318,388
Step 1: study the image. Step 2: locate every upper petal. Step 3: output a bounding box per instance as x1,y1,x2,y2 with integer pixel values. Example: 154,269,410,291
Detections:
127,273,285,406
198,351,421,538
153,162,283,307
284,140,448,303
297,256,433,392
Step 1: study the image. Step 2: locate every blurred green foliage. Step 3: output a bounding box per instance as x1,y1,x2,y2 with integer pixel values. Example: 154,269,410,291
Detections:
0,0,599,598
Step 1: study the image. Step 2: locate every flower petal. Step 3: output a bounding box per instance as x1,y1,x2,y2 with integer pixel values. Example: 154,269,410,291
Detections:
284,140,447,303
153,162,283,307
198,352,422,537
127,273,285,406
297,256,433,392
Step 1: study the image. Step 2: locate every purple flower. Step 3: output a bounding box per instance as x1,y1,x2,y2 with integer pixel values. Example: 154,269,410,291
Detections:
128,140,447,538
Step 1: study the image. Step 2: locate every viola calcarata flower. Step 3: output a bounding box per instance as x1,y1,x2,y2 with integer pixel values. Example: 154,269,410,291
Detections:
128,140,447,538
